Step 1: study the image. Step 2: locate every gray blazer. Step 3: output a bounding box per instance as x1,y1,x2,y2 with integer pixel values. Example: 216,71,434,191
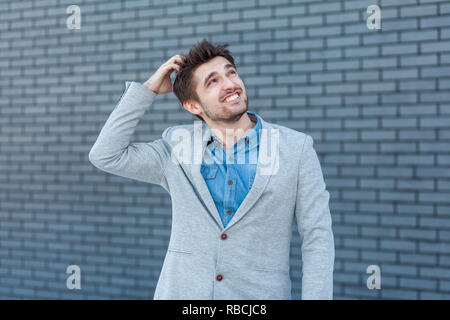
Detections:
89,81,335,300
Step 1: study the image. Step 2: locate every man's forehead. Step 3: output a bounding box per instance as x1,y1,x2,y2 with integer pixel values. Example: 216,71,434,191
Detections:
194,57,231,80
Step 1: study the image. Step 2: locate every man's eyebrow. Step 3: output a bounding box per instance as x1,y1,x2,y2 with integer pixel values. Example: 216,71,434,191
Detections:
203,63,235,87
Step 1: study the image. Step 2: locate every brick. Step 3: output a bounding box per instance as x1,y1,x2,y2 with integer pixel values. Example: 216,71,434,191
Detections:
380,191,416,203
381,93,417,104
421,292,450,299
342,190,376,201
382,18,418,31
362,57,397,69
344,119,378,129
362,250,397,262
226,0,256,10
292,39,324,50
382,288,419,299
309,48,342,60
400,29,438,42
243,8,271,19
343,238,377,249
361,130,395,141
363,33,397,46
420,41,450,53
360,154,395,165
421,15,450,28
328,36,359,48
362,226,396,237
400,5,437,17
382,117,417,128
326,12,359,24
419,142,450,152
360,178,395,189
310,72,342,83
196,1,224,12
381,0,417,7
399,80,436,91
362,81,396,93
420,267,450,280
422,66,450,79
345,46,378,58
274,6,305,16
400,253,437,265
346,71,379,81
382,44,418,56
291,15,323,27
420,117,450,128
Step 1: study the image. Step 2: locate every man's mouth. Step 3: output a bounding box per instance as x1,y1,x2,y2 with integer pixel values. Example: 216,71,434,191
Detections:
223,91,241,103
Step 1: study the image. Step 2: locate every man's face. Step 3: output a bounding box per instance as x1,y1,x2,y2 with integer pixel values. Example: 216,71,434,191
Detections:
190,56,248,123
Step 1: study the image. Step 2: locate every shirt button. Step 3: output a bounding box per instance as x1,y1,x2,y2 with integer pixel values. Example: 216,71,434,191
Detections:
229,156,233,161
221,233,228,240
226,210,231,215
216,274,223,281
227,180,233,185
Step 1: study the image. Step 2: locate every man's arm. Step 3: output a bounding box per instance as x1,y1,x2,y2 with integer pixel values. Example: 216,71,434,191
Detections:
88,82,169,185
294,134,335,300
88,54,185,186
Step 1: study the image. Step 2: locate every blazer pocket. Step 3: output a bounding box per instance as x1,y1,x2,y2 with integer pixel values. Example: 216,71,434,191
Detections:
167,247,193,254
254,266,290,274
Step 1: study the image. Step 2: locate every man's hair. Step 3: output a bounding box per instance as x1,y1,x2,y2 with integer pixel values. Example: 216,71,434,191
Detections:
173,38,237,122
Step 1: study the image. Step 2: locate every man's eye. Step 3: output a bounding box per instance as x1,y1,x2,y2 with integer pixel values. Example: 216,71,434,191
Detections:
208,71,236,86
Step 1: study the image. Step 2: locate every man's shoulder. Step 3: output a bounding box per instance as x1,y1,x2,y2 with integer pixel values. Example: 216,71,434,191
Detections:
264,120,309,142
161,123,197,138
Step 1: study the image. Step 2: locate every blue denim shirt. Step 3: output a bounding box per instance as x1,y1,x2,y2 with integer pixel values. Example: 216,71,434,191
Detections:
201,111,261,228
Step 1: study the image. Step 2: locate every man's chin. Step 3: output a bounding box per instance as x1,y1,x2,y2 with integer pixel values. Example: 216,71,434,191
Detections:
225,99,247,110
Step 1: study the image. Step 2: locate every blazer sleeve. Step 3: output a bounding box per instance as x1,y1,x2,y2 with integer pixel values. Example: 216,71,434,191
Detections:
294,134,335,300
88,81,170,186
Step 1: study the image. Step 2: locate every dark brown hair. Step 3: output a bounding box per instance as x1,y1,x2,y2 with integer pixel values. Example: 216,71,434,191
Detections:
173,38,237,122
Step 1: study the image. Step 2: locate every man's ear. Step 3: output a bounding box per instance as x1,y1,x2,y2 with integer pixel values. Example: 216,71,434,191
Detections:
183,100,202,118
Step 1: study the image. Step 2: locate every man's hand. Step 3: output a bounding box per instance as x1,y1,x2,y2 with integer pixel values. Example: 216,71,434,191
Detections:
143,54,185,94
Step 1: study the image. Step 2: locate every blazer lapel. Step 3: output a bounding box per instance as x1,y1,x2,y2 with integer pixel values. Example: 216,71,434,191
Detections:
171,116,279,231
187,121,224,229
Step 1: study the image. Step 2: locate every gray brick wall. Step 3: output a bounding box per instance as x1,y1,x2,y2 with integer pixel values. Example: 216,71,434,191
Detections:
1,0,449,299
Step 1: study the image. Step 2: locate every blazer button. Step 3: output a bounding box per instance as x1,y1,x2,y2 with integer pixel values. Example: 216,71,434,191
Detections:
221,233,227,240
216,274,223,281
226,210,231,215
227,180,233,185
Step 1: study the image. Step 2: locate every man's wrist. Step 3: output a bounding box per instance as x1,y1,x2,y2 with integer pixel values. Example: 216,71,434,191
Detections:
142,81,158,94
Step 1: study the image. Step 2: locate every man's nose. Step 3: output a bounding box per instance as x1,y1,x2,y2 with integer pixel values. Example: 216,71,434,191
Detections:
222,76,237,91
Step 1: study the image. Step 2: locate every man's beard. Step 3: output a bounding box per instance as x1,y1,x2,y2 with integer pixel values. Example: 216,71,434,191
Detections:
201,94,249,124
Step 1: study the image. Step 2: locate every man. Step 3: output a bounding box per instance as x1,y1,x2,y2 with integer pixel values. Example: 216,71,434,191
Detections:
89,39,334,300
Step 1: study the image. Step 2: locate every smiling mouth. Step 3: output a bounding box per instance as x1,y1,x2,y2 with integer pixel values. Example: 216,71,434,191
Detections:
223,91,241,103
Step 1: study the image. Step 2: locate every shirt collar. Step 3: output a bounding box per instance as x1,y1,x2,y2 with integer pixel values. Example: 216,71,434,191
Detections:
206,111,261,148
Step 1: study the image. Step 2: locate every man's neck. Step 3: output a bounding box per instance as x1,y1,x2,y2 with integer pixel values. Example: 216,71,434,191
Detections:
210,113,256,153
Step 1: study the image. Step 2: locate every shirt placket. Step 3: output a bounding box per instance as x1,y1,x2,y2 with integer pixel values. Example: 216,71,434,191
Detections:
222,142,237,227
